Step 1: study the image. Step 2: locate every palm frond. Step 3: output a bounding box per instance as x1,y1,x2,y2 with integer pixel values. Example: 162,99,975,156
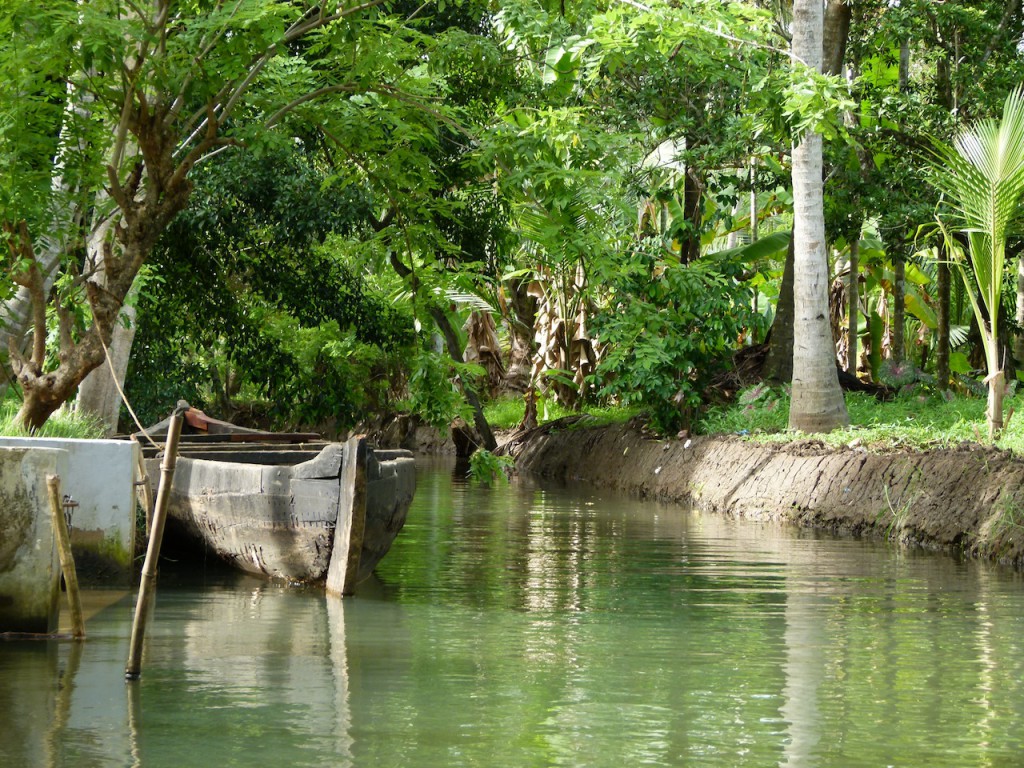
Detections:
927,84,1024,369
949,324,971,349
439,288,495,312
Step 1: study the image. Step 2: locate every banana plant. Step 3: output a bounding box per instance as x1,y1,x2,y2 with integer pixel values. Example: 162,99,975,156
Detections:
927,86,1024,439
847,237,937,379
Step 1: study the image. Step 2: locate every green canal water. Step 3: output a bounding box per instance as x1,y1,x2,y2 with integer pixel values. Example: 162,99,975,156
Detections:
3,458,1024,767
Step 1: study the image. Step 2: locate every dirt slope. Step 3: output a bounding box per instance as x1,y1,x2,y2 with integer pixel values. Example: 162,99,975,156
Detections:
505,422,1024,567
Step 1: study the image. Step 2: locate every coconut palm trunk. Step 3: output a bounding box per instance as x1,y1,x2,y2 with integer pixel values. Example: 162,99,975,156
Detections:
788,0,849,433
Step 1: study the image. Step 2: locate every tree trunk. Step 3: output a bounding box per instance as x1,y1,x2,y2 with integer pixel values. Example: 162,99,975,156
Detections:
0,247,63,377
937,56,954,112
387,247,498,452
847,235,859,376
681,167,704,264
936,257,951,390
899,40,911,91
0,76,92,400
503,278,539,394
789,0,849,433
988,369,1005,440
11,126,195,432
892,255,906,364
426,305,498,452
74,214,141,435
763,234,795,383
822,0,851,76
76,301,137,436
1015,253,1024,366
14,334,107,431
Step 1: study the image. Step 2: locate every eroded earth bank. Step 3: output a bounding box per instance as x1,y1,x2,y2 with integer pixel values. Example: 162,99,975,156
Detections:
501,421,1024,568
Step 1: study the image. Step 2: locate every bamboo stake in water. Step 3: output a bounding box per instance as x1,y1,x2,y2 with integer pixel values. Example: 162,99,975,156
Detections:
125,404,186,680
47,474,85,640
135,445,155,537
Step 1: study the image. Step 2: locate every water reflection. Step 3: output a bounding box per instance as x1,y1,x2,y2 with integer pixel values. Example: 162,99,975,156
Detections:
375,462,1024,766
2,461,1024,767
134,578,370,767
1,641,59,767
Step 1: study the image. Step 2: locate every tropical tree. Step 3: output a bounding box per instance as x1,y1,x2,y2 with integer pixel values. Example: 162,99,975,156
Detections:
491,0,786,420
124,142,414,430
0,1,457,431
842,0,1024,384
927,86,1024,439
788,0,849,432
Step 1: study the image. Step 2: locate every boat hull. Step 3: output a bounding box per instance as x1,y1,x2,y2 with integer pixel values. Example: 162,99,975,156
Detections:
148,443,414,584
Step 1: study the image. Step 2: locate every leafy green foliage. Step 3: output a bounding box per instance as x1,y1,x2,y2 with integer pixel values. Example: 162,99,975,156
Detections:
927,86,1024,436
125,144,415,429
590,250,767,433
0,0,504,430
700,386,1024,456
402,350,479,431
10,0,1024,436
928,87,1024,335
483,394,574,429
698,384,791,436
467,449,515,486
483,396,532,430
878,359,939,394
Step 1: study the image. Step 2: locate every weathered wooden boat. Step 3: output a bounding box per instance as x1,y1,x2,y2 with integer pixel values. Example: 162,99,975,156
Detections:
138,407,415,588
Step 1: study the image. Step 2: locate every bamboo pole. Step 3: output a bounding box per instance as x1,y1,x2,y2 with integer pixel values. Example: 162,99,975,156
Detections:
134,444,154,537
125,403,186,680
47,474,85,639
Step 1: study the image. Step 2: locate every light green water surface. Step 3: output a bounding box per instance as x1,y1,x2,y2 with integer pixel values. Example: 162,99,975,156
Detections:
2,459,1023,767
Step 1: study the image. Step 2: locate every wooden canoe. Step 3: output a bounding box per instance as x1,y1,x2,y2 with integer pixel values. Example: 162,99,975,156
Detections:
139,410,414,585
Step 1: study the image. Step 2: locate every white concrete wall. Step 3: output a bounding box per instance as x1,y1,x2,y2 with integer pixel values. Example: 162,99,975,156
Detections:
0,446,66,633
0,438,139,583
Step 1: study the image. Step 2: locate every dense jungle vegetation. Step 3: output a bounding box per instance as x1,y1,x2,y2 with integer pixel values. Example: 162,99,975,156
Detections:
5,1,1024,448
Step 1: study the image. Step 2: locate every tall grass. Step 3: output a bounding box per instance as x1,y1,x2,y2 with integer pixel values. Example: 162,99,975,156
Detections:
0,399,106,439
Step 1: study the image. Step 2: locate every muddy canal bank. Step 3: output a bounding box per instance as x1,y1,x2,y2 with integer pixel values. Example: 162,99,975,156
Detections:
499,421,1024,568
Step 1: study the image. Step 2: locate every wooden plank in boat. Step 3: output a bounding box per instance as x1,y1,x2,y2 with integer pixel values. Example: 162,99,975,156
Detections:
141,440,329,461
171,450,324,466
173,432,323,444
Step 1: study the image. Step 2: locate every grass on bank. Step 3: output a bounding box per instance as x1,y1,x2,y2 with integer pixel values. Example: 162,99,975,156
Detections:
699,385,1024,453
486,386,1024,454
483,396,641,431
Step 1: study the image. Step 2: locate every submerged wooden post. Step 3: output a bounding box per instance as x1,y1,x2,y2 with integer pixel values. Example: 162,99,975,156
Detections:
125,403,186,680
47,474,85,639
325,436,368,597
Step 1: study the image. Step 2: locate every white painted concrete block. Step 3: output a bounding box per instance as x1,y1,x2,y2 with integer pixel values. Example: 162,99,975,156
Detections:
0,438,139,583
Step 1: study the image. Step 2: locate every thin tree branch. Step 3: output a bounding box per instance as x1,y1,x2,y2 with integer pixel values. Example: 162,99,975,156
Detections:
284,0,388,43
372,85,476,141
165,0,248,129
981,0,1022,64
120,0,147,21
264,83,361,127
176,0,390,154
